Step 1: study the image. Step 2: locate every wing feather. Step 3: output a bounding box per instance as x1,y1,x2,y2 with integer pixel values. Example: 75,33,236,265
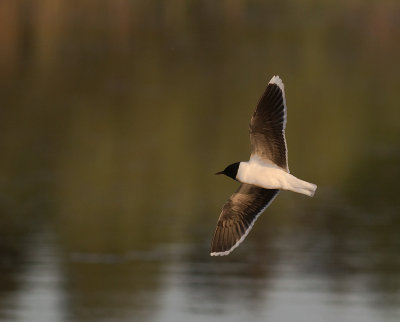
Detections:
210,184,279,256
249,76,288,171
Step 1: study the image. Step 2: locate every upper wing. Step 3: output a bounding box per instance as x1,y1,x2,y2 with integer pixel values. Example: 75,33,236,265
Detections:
249,76,288,171
210,184,279,256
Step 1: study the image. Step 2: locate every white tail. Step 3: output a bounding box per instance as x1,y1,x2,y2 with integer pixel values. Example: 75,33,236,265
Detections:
286,175,317,197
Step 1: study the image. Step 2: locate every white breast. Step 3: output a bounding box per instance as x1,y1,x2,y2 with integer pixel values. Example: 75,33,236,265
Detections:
237,160,290,190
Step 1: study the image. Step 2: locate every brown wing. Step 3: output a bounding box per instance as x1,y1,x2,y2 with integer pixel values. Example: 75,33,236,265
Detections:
210,184,279,256
249,76,288,171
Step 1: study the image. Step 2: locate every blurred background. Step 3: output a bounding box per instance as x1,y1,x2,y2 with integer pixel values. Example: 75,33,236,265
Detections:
1,0,400,321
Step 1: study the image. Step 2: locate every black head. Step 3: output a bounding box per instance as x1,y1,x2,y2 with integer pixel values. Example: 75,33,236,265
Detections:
215,162,240,181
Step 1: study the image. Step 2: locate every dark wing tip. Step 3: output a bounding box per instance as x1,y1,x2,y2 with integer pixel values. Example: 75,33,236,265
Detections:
210,220,247,256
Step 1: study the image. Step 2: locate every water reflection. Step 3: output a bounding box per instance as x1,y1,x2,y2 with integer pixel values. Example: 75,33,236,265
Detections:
1,0,400,321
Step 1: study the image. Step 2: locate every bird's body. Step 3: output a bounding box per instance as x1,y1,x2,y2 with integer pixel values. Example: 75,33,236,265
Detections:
211,75,317,256
237,156,316,197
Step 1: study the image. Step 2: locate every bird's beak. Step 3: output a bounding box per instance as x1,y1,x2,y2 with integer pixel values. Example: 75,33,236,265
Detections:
215,171,224,175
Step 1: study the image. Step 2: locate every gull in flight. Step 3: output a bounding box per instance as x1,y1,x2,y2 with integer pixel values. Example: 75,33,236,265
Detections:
211,76,317,256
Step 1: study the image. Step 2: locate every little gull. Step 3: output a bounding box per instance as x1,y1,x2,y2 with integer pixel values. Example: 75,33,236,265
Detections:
211,75,317,256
